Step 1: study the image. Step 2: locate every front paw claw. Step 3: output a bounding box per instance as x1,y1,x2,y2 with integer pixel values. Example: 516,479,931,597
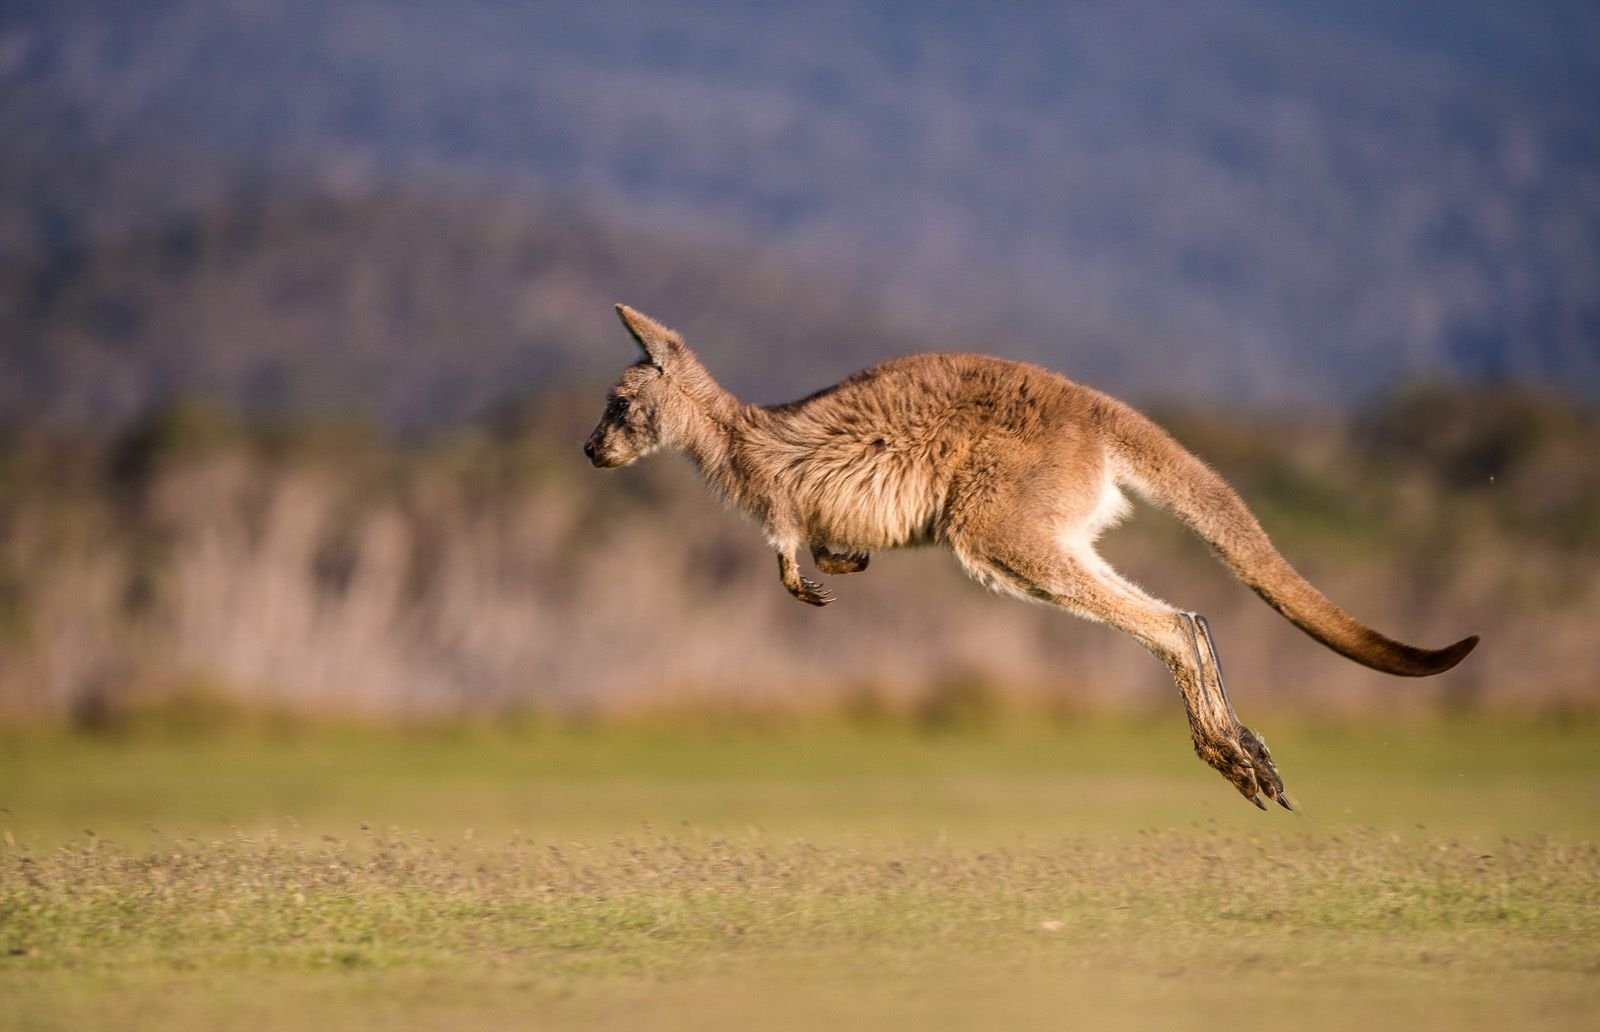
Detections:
793,577,835,606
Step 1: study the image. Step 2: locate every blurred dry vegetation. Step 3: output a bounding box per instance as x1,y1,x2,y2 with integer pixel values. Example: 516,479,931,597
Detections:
2,380,1595,727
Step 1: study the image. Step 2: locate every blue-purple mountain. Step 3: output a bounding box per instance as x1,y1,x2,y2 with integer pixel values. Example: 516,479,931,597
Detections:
3,0,1597,426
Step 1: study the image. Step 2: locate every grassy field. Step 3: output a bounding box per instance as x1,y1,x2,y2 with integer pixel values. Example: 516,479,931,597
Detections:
3,716,1599,1030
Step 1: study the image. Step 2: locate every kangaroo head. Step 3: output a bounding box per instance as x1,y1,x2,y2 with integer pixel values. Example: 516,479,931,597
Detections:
583,304,690,468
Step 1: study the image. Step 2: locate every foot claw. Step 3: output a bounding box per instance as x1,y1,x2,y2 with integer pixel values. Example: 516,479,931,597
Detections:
1195,724,1293,813
1238,724,1289,811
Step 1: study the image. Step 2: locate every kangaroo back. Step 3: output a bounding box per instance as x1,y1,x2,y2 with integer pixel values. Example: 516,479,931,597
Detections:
1099,399,1477,676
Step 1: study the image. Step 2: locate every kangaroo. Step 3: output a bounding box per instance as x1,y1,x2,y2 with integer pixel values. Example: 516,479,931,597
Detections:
584,304,1479,809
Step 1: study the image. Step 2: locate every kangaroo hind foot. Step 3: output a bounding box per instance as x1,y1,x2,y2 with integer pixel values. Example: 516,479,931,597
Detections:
1181,613,1293,811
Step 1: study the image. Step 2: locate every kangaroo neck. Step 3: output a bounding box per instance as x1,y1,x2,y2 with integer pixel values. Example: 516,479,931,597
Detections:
669,372,763,507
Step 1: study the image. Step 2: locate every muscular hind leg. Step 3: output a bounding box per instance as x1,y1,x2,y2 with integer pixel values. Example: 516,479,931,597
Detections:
954,539,1291,809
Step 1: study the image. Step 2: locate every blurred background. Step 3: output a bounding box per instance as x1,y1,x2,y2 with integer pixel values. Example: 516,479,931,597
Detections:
2,0,1597,725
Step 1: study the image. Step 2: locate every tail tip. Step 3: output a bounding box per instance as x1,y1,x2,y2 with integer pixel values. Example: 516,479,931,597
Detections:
1433,634,1479,673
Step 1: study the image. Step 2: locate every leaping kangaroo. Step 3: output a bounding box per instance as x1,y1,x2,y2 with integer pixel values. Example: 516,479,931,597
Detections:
584,304,1478,808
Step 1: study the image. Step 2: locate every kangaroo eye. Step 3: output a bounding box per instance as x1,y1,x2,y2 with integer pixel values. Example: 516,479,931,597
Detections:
613,397,631,417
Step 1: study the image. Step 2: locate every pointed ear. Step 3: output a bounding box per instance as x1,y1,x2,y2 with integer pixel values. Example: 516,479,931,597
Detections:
615,304,684,369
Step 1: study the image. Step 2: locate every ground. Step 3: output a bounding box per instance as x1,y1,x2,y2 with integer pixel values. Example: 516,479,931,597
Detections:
3,715,1598,1030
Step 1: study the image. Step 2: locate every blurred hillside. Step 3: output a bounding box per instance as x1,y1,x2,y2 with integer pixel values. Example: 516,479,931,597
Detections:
1,384,1595,724
3,0,1599,427
0,186,925,426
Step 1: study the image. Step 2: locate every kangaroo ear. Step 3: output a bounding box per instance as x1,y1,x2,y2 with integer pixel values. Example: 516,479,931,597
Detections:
615,304,683,369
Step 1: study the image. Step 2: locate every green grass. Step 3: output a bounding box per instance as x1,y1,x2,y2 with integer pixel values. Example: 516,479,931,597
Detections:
3,717,1599,1030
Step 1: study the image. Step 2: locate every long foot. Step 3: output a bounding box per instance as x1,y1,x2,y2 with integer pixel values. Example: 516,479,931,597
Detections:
1180,612,1293,811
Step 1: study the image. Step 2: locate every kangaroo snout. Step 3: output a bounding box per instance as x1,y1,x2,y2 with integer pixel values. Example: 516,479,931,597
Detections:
583,434,627,468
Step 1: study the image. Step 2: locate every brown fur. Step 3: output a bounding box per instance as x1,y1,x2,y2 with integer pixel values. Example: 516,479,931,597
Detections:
585,304,1479,808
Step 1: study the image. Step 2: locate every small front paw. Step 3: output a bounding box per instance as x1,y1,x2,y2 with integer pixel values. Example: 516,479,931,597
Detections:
814,551,870,575
790,577,835,606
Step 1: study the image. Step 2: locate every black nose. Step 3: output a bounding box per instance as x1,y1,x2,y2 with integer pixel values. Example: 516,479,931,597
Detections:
583,441,596,462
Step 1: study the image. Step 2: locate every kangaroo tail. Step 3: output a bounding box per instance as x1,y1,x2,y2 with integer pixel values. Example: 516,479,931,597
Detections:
1098,398,1478,677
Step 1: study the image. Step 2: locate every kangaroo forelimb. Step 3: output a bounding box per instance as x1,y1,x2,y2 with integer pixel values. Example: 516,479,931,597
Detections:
811,545,870,575
778,550,835,606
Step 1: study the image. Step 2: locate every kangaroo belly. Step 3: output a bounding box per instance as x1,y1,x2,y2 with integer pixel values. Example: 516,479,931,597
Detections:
792,450,946,550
